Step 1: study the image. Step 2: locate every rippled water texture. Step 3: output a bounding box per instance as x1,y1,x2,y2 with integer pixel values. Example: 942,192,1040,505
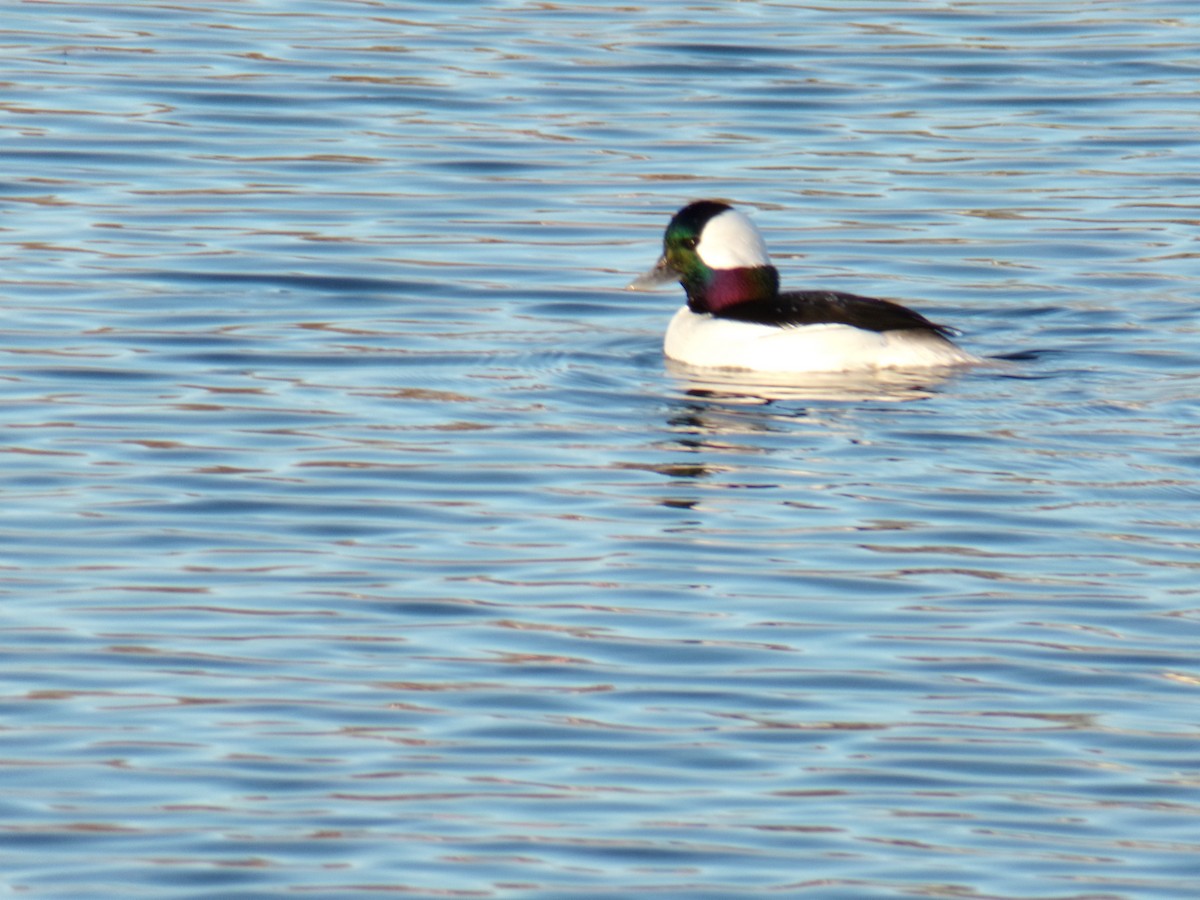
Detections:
2,2,1200,897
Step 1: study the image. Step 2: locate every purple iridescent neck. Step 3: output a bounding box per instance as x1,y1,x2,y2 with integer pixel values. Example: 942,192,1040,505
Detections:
685,266,780,314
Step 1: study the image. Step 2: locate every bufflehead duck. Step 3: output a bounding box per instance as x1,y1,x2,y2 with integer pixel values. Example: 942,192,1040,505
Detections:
628,200,978,373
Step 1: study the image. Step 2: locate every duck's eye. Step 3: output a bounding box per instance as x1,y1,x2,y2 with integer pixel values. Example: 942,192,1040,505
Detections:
681,237,698,250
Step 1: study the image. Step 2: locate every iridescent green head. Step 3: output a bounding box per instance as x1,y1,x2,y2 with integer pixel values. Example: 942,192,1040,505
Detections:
628,200,779,313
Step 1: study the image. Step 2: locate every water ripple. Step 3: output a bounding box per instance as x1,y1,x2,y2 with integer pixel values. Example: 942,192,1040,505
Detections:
3,1,1200,898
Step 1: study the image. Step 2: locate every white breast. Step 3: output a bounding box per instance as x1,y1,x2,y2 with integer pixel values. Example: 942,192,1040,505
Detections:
664,307,979,373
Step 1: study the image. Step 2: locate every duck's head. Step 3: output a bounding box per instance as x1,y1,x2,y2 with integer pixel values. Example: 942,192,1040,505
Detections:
627,200,779,313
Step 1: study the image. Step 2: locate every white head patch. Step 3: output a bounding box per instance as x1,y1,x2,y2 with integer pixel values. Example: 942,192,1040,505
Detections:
695,208,772,270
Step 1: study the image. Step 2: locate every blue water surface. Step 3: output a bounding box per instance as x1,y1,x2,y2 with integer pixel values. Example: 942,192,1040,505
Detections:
2,1,1200,897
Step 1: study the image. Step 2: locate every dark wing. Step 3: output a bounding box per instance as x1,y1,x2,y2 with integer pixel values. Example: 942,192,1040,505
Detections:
717,290,955,337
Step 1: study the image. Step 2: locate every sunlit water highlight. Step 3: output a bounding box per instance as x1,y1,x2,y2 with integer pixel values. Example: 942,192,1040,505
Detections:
2,2,1200,898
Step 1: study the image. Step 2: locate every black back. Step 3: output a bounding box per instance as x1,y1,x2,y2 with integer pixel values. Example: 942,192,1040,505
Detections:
718,289,954,337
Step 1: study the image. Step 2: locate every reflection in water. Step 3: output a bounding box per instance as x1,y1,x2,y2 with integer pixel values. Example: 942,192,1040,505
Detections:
665,357,960,404
3,1,1200,898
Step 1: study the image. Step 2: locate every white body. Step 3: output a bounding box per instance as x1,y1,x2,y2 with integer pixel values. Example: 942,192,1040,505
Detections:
664,307,979,373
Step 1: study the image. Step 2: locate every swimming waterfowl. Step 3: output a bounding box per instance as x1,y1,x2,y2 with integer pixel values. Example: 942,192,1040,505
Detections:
628,200,978,373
